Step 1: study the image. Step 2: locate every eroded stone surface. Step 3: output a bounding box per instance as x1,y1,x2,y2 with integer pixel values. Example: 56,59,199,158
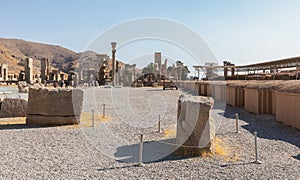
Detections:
0,98,28,117
176,94,215,156
26,87,83,125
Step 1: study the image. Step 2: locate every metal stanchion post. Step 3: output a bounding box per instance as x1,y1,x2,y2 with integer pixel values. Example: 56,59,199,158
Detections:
138,134,145,167
92,109,95,127
253,132,262,164
235,113,240,133
103,104,105,118
157,114,161,133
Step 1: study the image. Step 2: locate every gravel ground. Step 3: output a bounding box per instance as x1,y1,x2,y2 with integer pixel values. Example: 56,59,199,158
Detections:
0,87,299,179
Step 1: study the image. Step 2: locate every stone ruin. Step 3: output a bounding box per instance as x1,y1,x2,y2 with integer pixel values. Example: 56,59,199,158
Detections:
18,81,29,93
26,87,83,125
25,58,34,84
0,63,8,81
0,98,28,117
175,94,215,156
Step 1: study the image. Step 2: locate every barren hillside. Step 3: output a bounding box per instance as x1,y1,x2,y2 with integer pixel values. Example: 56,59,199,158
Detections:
0,45,23,72
0,38,130,75
0,38,77,73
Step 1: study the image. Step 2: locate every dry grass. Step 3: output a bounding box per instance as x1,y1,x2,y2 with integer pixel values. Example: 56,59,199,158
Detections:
62,112,111,129
213,137,228,156
0,117,26,125
163,129,176,138
199,149,214,157
212,137,240,162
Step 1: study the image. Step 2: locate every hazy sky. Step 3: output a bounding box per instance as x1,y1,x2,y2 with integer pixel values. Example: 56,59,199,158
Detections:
1,0,300,67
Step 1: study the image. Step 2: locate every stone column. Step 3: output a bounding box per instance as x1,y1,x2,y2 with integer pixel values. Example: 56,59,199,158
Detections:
1,64,8,81
25,58,33,84
41,58,49,83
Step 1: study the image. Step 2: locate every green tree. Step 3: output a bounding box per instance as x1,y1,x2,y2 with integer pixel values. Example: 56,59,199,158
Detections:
175,60,190,80
142,62,155,74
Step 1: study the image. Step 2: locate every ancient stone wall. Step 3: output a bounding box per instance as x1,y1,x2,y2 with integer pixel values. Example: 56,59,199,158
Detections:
211,83,226,101
226,86,245,107
275,92,300,129
26,88,83,125
244,88,260,114
176,94,215,156
175,80,299,130
0,98,28,117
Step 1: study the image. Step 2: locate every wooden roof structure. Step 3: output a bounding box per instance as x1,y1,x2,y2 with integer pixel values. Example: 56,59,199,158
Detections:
193,56,300,72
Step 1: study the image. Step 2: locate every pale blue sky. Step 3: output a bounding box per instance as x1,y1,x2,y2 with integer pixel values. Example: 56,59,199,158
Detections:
1,0,300,66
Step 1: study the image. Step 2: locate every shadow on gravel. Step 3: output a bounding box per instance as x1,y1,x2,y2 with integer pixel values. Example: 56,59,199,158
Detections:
97,164,137,171
0,124,58,130
223,105,300,148
220,162,253,167
114,138,193,164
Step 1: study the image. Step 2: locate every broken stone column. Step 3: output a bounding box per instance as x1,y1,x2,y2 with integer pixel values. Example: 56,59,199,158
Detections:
41,58,50,83
25,58,33,84
175,94,215,156
0,98,28,117
26,87,83,125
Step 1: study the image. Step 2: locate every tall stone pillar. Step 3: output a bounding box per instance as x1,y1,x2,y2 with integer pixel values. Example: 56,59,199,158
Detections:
1,64,8,81
41,58,49,83
155,52,162,82
25,58,33,84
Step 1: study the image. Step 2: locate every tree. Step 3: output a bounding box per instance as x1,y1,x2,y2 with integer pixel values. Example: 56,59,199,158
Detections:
175,60,190,80
142,62,155,74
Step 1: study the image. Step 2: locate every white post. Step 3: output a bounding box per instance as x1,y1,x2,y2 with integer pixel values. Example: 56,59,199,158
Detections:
253,132,262,164
103,103,105,118
92,109,95,127
157,114,161,133
235,113,240,133
138,134,145,167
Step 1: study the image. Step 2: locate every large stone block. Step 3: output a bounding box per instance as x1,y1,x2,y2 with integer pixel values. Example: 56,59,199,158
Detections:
176,94,215,156
196,82,201,95
211,82,226,101
207,83,212,97
245,88,260,114
226,86,244,107
200,83,207,96
226,86,236,106
275,91,300,129
26,88,83,125
0,98,28,117
245,88,273,114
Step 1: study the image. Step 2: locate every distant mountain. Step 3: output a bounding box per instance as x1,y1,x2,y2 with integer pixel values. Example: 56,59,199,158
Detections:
0,38,131,76
0,38,118,75
0,38,77,73
0,45,23,73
